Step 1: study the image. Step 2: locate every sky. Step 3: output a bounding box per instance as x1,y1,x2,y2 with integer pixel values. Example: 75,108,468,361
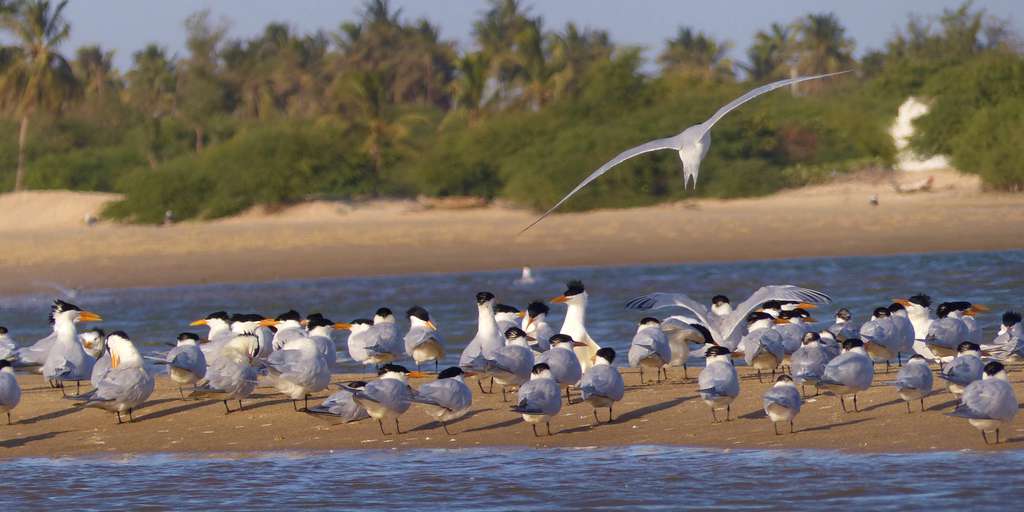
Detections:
54,0,1023,70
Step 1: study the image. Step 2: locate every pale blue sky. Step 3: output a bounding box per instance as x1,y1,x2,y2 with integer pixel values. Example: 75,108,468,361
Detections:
55,0,1022,70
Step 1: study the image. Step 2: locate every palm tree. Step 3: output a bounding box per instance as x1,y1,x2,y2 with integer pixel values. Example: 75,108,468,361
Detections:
658,26,734,81
124,44,175,169
547,22,612,101
450,51,489,122
74,45,120,101
177,9,228,152
795,13,854,76
744,23,795,81
472,0,535,104
0,0,78,192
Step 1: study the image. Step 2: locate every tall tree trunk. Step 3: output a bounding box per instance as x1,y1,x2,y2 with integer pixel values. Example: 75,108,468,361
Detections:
789,64,799,96
194,125,204,153
14,115,29,192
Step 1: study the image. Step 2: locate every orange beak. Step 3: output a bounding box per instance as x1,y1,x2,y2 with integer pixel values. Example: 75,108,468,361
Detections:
516,311,526,319
79,311,102,322
731,351,745,359
572,341,588,348
773,318,789,325
334,323,352,330
804,316,818,323
300,319,309,327
258,318,278,327
966,304,989,316
190,319,208,326
892,298,912,307
426,320,438,331
408,371,429,379
796,303,817,310
550,295,568,304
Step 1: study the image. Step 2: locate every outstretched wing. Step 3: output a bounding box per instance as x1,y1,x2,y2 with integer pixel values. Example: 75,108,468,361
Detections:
719,285,832,343
520,137,680,234
625,293,711,326
698,71,851,137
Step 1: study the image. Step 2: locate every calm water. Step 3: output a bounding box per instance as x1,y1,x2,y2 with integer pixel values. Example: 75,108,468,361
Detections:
1,446,1022,510
1,250,1022,509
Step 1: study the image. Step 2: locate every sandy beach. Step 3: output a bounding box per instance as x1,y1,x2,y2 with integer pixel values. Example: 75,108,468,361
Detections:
1,169,1022,297
1,363,1020,458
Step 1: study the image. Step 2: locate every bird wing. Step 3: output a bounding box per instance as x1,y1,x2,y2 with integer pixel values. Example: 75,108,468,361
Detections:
520,137,680,233
697,71,851,137
719,285,832,343
94,368,145,401
763,386,801,411
515,379,561,415
412,379,471,412
579,365,625,401
697,362,739,397
404,326,441,354
625,293,712,333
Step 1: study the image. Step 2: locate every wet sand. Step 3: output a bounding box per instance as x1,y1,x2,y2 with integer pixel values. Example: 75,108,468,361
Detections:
2,363,1021,458
1,169,1022,296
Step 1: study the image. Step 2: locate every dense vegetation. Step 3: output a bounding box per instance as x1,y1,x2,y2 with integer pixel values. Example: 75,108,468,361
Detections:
0,0,1020,223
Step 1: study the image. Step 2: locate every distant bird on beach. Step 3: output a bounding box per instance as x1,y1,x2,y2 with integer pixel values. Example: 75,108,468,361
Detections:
626,285,831,350
514,266,537,286
520,71,849,233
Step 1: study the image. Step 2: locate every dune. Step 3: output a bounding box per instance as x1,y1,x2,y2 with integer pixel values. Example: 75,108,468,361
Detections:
0,168,1021,296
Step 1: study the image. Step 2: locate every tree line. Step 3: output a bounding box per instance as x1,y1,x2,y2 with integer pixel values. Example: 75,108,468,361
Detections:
0,0,1020,223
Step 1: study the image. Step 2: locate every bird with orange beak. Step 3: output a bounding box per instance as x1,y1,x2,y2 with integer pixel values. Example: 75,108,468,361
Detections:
41,300,103,394
404,306,444,372
551,281,601,373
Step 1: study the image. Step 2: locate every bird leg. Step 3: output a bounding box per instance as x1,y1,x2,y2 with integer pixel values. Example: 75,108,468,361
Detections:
442,421,452,435
477,378,487,393
238,400,244,411
7,412,11,425
885,360,890,374
839,396,848,413
115,411,123,424
608,404,614,423
128,409,134,423
304,395,309,411
683,364,688,381
711,408,719,423
223,400,231,414
982,430,990,445
906,401,911,414
996,429,1001,444
292,400,299,412
434,360,439,373
532,424,539,437
853,395,859,412
789,420,794,434
757,370,763,384
639,367,644,385
920,398,925,412
773,422,780,435
395,419,402,435
378,419,388,435
897,352,903,367
592,409,600,426
726,405,732,421
77,380,81,395
178,386,186,401
488,377,495,394
546,422,552,436
501,386,508,403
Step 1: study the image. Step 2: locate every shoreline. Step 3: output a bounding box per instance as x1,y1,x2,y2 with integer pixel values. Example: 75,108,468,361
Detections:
1,169,1023,297
2,365,1021,459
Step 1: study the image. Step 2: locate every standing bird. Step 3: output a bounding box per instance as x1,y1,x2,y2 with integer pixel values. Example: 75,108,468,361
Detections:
538,334,585,403
270,310,307,351
0,360,21,424
304,313,340,365
628,317,671,384
512,363,562,437
660,317,712,380
859,307,900,371
69,332,155,424
371,308,404,361
948,301,988,344
190,333,261,413
894,294,936,360
626,285,831,350
404,306,444,372
827,308,857,342
306,381,370,423
523,301,555,354
191,311,233,363
926,302,970,359
149,332,207,400
0,327,17,363
790,332,832,396
738,312,785,383
411,367,474,435
42,300,103,394
339,312,403,369
551,281,601,373
774,309,815,368
16,326,58,368
345,364,417,435
494,304,524,335
459,292,505,393
477,327,535,402
891,354,934,413
579,347,625,424
763,375,801,435
887,302,917,366
948,361,1019,444
939,342,984,398
698,346,741,422
520,71,849,232
83,328,110,388
262,336,331,411
817,339,874,413
985,311,1024,362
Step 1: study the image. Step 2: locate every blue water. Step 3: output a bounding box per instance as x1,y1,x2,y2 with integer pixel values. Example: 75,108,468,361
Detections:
1,446,1022,510
1,250,1022,509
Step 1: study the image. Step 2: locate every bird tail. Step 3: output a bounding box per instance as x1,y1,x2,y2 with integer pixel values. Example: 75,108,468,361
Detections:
946,404,987,420
510,399,541,414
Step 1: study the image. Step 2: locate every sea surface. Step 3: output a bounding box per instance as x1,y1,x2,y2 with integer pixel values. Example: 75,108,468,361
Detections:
1,250,1022,509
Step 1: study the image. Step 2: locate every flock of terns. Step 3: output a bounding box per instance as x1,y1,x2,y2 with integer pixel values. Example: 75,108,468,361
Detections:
0,280,1021,444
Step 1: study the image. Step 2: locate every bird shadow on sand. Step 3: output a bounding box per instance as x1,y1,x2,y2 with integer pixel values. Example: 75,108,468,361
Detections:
799,417,871,433
242,398,296,412
927,398,959,412
0,430,70,449
739,409,767,420
463,416,523,434
860,398,903,413
615,396,693,423
408,408,493,433
136,399,217,422
18,406,84,425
